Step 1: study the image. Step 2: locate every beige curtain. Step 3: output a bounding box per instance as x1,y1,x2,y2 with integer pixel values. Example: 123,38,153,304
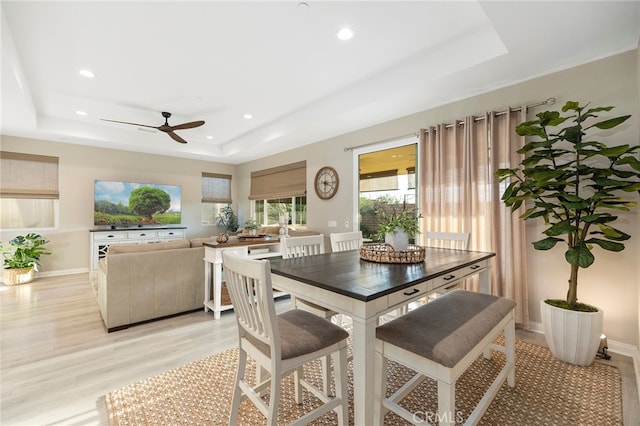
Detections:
418,109,529,328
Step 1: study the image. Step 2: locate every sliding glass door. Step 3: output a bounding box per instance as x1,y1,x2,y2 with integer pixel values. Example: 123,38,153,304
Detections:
354,137,417,242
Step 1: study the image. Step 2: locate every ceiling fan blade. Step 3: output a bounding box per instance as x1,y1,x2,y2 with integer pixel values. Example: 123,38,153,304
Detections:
101,118,159,130
169,120,205,131
167,131,188,144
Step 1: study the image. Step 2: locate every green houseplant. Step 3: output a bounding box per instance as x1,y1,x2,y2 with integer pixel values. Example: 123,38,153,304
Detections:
496,100,640,365
1,233,52,285
377,203,421,250
242,219,260,235
216,206,239,233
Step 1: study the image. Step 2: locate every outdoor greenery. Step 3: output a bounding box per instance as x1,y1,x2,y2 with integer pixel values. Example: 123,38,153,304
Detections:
496,101,640,310
1,233,51,270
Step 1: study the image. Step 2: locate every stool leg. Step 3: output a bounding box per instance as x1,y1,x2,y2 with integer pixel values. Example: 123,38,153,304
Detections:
437,380,456,426
505,317,516,388
373,352,388,426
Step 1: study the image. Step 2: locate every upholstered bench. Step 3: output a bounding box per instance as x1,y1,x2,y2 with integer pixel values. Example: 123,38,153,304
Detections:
374,289,516,425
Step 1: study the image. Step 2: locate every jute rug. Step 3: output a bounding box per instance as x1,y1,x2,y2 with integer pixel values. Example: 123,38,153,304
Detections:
104,338,622,425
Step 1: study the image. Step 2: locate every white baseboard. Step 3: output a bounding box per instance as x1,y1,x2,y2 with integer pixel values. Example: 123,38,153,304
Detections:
529,320,638,358
38,268,89,278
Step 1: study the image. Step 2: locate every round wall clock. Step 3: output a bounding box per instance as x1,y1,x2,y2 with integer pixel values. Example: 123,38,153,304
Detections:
314,166,339,200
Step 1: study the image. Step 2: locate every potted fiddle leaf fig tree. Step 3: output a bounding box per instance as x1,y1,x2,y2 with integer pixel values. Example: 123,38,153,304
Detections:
496,100,640,365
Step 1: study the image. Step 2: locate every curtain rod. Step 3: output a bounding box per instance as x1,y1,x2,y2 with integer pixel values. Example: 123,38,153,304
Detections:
343,97,556,151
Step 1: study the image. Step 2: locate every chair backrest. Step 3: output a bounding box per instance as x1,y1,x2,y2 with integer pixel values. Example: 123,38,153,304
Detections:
424,231,470,250
222,252,279,357
280,234,325,258
330,231,363,252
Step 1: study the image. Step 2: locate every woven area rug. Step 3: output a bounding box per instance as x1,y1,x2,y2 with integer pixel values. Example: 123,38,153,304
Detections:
104,338,622,425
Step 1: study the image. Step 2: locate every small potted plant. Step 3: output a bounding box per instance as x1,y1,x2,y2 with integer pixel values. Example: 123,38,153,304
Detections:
496,100,639,365
1,233,51,285
243,219,261,236
216,206,239,234
377,203,421,250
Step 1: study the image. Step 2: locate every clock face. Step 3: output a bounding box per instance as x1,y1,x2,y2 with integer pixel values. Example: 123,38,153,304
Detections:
314,166,339,200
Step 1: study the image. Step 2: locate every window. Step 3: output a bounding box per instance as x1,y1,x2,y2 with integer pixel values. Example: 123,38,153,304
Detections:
201,172,232,225
249,161,307,227
253,196,307,226
0,151,59,229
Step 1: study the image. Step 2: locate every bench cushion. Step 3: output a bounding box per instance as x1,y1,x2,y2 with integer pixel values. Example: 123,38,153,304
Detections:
376,289,515,368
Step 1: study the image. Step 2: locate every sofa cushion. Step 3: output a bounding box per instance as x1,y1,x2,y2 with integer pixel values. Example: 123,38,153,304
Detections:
107,240,190,255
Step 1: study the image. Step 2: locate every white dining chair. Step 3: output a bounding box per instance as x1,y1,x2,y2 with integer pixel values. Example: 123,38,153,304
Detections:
422,231,472,300
400,231,472,314
280,234,341,394
330,231,363,252
424,231,470,250
223,252,349,426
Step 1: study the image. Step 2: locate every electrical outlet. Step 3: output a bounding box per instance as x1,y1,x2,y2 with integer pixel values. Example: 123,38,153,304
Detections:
328,220,337,228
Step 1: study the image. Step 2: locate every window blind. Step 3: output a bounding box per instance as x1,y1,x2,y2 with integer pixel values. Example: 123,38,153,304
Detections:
249,161,306,200
201,172,232,203
0,151,59,199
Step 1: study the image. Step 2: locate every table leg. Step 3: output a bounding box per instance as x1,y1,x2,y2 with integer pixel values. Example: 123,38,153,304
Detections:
213,260,222,320
479,267,490,294
351,315,377,426
204,260,211,312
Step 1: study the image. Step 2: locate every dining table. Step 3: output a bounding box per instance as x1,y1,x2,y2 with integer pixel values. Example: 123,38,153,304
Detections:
269,246,496,426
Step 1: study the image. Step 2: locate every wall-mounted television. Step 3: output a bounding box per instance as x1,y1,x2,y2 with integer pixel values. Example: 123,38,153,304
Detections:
94,180,182,227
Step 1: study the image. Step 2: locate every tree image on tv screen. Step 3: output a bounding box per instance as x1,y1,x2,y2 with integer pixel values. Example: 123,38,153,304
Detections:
129,187,170,221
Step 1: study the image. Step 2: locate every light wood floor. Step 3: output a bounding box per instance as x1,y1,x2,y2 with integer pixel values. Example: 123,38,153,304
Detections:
1,273,638,425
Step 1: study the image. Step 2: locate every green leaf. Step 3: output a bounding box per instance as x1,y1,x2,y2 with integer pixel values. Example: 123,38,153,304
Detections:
561,101,580,112
598,224,630,241
590,115,631,130
565,244,594,268
532,237,563,250
585,238,625,252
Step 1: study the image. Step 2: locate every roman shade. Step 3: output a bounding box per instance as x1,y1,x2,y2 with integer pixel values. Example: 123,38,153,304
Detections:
201,172,231,203
0,151,59,199
249,161,306,200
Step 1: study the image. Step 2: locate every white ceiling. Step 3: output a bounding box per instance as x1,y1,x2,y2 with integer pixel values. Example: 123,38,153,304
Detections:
2,1,639,164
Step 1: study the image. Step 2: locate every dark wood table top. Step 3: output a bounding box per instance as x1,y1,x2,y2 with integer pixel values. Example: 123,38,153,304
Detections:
269,247,495,302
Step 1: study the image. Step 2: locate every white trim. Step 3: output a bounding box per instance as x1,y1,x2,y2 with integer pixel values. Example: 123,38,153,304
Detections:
38,268,88,278
529,320,638,357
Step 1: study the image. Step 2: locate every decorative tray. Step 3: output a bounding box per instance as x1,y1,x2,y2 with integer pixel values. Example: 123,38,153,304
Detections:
360,243,426,264
237,234,268,239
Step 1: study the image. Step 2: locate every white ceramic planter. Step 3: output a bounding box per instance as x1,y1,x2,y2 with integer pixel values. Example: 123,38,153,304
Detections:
385,228,409,250
540,300,603,366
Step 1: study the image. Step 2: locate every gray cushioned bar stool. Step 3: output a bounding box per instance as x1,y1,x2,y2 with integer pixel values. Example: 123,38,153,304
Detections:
374,289,516,425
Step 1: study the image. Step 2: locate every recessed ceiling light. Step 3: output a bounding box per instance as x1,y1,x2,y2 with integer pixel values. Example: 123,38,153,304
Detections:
78,69,95,78
75,110,87,116
337,27,354,41
206,136,214,140
297,2,309,8
243,114,253,119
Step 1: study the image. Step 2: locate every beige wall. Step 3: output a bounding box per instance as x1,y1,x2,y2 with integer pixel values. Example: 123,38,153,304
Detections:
238,49,640,346
0,138,235,273
1,49,638,346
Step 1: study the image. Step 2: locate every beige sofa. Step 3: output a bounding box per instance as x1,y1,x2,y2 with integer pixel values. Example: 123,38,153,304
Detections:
97,239,209,332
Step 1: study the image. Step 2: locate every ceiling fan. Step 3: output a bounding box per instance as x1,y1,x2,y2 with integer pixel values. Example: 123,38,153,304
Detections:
101,111,205,144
